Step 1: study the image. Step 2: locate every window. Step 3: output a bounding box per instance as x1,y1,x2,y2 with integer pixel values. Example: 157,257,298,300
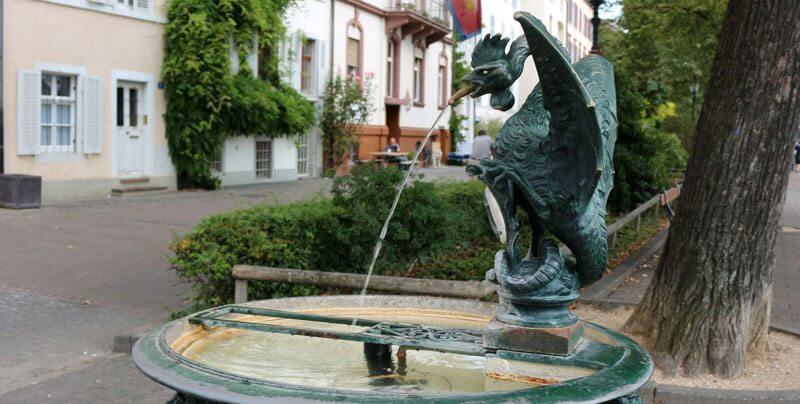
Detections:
255,139,272,178
386,41,395,97
40,73,76,153
115,0,149,13
438,54,447,108
211,150,223,174
300,39,315,94
346,38,360,80
297,133,309,176
413,47,424,104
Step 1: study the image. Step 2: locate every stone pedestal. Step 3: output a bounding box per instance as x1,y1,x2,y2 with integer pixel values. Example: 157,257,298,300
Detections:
483,318,584,356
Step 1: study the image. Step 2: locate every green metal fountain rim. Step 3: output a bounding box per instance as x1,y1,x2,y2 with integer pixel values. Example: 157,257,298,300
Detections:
132,297,653,403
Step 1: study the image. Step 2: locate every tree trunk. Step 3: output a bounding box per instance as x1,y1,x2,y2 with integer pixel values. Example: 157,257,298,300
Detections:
625,0,800,378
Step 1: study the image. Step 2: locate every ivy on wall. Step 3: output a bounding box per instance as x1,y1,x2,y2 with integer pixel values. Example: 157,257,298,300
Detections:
163,0,315,188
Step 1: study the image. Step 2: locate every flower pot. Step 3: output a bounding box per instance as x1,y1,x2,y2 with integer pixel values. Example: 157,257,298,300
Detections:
0,174,42,209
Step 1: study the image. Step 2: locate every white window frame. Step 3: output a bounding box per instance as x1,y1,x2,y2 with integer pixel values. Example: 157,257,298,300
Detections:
40,0,164,24
296,133,309,177
255,138,273,179
40,73,77,153
300,39,316,95
35,63,86,156
413,57,423,103
386,40,395,97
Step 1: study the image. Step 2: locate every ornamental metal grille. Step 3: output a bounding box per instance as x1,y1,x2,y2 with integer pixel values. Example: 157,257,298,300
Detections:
256,140,272,178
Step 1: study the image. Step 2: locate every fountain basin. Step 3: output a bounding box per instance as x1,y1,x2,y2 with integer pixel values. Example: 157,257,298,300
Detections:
133,295,653,403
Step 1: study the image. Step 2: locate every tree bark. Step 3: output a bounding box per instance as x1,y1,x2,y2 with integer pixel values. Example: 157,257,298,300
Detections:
625,0,800,378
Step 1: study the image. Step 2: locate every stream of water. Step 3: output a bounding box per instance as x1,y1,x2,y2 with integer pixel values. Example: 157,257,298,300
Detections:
352,106,452,324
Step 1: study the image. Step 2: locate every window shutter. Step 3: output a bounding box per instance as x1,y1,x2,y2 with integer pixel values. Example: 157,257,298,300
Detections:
346,38,359,68
83,76,103,154
17,70,40,155
136,0,148,11
294,35,303,89
316,39,326,96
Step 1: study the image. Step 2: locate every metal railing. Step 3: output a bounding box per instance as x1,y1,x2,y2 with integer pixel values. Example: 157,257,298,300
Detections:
386,0,451,28
606,185,680,250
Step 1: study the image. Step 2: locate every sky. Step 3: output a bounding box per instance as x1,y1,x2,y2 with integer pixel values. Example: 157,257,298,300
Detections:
600,1,623,20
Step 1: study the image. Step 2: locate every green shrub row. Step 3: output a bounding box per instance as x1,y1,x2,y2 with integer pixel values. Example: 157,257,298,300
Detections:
169,164,492,309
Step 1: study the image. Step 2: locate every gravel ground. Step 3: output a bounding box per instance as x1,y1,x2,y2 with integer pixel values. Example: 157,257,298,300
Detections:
574,303,800,390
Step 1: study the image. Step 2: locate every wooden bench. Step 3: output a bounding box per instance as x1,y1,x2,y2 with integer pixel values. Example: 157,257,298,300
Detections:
232,265,497,303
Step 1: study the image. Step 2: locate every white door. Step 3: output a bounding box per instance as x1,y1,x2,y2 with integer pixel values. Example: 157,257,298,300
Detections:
115,82,145,177
297,133,309,177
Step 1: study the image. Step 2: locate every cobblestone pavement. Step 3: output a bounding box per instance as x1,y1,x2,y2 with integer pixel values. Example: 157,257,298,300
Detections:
0,354,173,403
0,288,148,395
605,173,800,335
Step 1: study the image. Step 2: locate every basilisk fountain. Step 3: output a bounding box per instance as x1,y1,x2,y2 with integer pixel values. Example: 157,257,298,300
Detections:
134,12,652,403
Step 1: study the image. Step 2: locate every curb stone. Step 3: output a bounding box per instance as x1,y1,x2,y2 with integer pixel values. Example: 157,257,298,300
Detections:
648,384,800,403
580,228,668,303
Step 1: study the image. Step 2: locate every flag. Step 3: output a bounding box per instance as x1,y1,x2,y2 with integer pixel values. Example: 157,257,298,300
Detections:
448,0,482,39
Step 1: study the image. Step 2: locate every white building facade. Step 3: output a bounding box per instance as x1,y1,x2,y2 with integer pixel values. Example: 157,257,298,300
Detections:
454,0,594,156
3,0,175,203
2,0,453,202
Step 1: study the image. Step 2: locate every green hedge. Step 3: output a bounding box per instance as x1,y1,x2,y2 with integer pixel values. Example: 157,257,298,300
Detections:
169,164,492,309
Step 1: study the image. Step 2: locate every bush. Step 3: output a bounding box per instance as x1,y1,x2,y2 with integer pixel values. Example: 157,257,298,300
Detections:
169,164,491,309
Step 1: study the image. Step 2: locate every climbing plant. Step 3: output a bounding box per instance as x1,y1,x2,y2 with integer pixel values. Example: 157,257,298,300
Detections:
163,0,315,188
320,76,373,172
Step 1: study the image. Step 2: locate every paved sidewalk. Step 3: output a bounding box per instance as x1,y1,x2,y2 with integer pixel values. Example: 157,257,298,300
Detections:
600,173,800,335
0,166,470,397
0,179,331,394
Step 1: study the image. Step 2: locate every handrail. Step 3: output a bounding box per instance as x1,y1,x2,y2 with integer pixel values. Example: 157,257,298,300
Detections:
606,185,680,249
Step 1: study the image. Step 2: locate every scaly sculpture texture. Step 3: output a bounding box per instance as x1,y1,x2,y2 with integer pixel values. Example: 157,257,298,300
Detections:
465,12,617,328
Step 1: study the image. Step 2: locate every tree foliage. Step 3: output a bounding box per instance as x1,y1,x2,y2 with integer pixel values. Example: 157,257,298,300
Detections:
600,0,726,212
163,0,314,188
320,76,373,170
475,117,504,140
604,0,727,148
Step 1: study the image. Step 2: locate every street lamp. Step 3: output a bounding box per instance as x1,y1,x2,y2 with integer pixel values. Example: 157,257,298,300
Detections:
589,0,604,55
690,83,700,122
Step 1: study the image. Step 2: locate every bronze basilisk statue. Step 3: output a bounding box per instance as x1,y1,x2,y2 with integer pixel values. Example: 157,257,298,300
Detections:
451,12,618,338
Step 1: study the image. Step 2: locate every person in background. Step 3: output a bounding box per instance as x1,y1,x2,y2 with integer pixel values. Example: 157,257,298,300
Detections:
472,129,493,160
386,138,400,153
430,135,443,168
385,137,406,164
415,141,431,167
794,140,800,173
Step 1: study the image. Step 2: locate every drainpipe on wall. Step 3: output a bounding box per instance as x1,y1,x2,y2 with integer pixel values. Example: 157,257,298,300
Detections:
329,0,335,85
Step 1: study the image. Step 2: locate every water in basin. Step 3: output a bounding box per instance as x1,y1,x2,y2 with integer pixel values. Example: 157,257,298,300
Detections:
174,308,596,394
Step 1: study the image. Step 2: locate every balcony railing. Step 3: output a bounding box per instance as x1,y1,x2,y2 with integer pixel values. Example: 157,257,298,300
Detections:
386,0,451,30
